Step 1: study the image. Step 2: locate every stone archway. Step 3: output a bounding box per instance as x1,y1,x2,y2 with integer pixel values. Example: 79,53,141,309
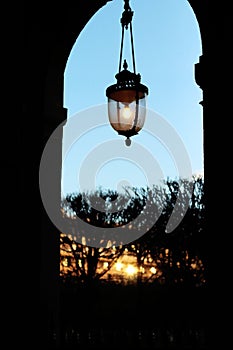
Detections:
35,2,112,347
34,1,209,347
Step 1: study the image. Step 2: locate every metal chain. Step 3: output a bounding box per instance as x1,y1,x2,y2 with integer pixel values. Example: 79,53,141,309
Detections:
118,0,136,74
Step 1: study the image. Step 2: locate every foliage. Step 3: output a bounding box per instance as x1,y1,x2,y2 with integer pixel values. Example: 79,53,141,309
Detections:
60,176,206,288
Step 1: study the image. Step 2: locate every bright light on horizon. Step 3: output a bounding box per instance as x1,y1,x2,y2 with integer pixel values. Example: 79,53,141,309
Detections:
125,264,137,276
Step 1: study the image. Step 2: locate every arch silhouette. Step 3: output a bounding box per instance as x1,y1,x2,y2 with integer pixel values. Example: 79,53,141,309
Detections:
30,1,215,347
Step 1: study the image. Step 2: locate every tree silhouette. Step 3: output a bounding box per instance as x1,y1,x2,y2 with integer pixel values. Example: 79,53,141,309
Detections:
60,234,124,285
127,176,206,287
60,176,206,288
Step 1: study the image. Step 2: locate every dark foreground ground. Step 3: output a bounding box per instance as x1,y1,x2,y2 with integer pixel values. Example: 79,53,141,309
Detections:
47,282,209,349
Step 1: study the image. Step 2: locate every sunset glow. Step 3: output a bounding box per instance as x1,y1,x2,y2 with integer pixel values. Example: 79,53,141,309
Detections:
125,265,137,276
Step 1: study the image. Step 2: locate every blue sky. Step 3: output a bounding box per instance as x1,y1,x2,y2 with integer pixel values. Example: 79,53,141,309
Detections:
62,0,203,196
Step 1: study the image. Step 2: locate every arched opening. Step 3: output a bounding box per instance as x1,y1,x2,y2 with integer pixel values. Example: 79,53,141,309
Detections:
38,0,208,347
23,0,231,347
63,0,203,195
57,1,207,347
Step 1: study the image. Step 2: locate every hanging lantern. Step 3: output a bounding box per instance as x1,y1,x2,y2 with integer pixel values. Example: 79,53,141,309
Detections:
106,0,149,146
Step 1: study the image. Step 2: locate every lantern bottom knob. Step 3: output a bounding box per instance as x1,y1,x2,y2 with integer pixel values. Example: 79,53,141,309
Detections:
125,137,131,147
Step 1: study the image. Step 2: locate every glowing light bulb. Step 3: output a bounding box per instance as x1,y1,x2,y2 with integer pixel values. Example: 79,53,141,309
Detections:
121,105,133,120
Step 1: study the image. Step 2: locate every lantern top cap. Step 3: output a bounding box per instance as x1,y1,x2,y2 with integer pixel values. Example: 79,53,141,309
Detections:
106,59,149,98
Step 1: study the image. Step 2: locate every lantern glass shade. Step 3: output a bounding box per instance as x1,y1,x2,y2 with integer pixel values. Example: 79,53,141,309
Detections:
107,89,148,137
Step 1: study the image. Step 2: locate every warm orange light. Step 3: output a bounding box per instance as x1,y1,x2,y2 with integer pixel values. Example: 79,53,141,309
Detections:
103,262,109,269
115,262,123,271
62,258,68,267
150,267,157,274
125,264,137,275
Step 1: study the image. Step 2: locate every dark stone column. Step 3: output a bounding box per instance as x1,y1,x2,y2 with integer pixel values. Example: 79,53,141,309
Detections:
39,108,66,348
37,2,113,347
